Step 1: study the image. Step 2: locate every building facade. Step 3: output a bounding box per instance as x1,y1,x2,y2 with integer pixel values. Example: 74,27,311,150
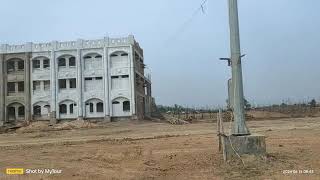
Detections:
0,35,152,126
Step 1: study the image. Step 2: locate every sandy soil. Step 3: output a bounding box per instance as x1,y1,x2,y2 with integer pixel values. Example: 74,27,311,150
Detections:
0,117,319,180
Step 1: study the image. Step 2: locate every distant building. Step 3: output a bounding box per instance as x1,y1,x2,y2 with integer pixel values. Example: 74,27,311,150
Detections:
0,35,153,126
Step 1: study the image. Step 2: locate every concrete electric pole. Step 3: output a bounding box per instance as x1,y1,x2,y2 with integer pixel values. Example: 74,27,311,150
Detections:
220,0,266,161
228,0,250,135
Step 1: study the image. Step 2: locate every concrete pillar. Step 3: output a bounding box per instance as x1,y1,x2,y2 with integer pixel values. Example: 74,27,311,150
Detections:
0,54,4,126
76,39,83,120
227,78,233,109
130,45,136,117
3,57,7,123
24,52,31,122
228,0,249,135
0,45,7,124
50,41,57,124
103,37,111,121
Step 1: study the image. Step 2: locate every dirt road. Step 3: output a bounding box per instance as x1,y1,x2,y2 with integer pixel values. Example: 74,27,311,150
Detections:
0,117,319,179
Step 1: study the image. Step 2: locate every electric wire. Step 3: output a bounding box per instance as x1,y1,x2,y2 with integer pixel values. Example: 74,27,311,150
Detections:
164,0,208,46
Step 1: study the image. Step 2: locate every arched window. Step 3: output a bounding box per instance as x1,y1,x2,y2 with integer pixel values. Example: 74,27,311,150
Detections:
112,101,120,104
17,60,24,70
33,105,41,116
123,101,130,111
43,59,50,68
89,103,94,113
97,102,103,112
44,105,50,112
8,107,15,119
58,58,66,67
59,104,67,114
84,53,102,70
33,60,40,69
70,104,74,114
18,106,25,117
110,51,128,68
7,61,15,72
69,57,76,66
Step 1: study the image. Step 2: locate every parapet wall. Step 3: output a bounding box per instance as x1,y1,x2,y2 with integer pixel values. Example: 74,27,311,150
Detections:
0,35,143,55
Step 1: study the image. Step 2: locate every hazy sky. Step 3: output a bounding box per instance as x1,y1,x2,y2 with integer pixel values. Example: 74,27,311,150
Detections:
1,0,319,108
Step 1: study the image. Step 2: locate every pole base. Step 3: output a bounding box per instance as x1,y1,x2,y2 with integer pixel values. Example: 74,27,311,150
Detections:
222,134,266,161
49,111,57,125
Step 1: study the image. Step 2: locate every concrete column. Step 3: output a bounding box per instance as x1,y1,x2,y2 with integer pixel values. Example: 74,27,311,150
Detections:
0,45,6,125
3,57,7,123
228,0,249,135
50,41,57,124
103,37,111,121
76,39,83,120
227,78,233,109
0,54,4,126
24,52,31,122
130,45,136,117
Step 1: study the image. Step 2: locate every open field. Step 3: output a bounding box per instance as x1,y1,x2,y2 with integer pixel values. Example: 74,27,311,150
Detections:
0,116,319,179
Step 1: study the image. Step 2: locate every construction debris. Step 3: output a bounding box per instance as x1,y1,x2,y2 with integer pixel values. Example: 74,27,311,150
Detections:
164,115,190,125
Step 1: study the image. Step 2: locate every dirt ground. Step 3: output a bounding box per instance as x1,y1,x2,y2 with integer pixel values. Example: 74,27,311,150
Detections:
0,116,319,180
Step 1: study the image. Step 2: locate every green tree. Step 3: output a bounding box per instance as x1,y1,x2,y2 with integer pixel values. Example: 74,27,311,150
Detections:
309,99,317,108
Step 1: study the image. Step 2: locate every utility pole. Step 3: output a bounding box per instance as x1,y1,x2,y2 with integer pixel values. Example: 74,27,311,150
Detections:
220,0,266,161
228,0,250,135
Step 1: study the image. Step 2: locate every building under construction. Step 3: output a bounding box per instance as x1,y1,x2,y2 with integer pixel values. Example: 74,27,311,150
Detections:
0,35,154,126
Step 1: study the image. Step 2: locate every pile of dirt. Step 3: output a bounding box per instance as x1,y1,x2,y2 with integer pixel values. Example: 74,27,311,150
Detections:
15,120,101,133
16,121,51,133
163,115,189,125
54,120,99,130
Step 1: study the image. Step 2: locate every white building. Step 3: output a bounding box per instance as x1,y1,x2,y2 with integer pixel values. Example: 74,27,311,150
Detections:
0,35,153,124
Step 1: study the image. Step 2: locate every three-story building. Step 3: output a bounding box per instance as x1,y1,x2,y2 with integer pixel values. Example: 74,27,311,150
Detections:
0,35,153,126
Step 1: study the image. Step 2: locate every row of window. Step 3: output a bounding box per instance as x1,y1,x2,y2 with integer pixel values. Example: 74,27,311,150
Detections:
32,77,104,92
86,102,104,113
113,101,130,111
84,55,102,59
7,60,24,73
59,102,104,114
6,52,130,72
33,105,50,116
7,82,24,93
111,75,129,79
59,103,77,114
59,78,77,89
111,75,129,90
111,53,128,57
33,81,50,91
33,59,50,69
85,77,103,81
58,57,76,67
8,74,129,93
8,106,25,118
28,100,130,117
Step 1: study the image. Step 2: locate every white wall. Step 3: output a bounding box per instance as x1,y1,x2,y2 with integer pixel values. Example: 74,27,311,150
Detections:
28,37,144,120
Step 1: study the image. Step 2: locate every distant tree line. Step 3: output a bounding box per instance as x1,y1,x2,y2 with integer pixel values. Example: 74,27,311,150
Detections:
158,98,318,114
157,104,220,114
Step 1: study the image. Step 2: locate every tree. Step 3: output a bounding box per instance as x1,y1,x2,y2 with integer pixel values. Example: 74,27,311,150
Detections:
309,99,317,108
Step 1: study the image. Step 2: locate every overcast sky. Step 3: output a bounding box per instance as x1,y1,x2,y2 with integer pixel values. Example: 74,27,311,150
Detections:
1,0,319,108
